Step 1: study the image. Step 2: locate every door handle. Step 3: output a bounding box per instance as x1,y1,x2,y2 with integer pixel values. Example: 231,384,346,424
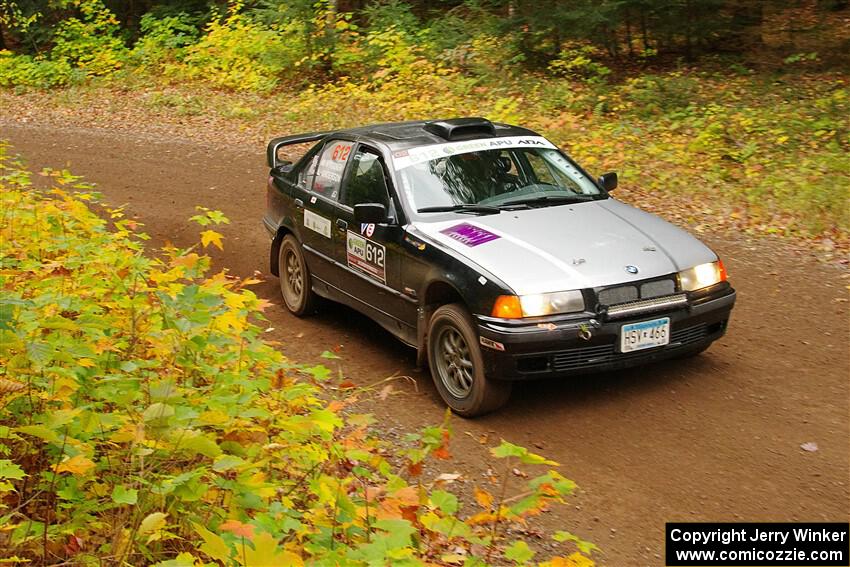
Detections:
294,198,304,208
336,219,348,232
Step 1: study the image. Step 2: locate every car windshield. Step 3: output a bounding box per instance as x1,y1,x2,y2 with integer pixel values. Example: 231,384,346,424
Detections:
395,144,603,212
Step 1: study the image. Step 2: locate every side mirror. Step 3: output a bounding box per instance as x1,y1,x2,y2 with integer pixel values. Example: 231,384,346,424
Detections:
598,172,618,192
353,203,387,225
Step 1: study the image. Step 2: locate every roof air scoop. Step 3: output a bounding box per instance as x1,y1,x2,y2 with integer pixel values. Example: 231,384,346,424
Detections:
424,117,495,141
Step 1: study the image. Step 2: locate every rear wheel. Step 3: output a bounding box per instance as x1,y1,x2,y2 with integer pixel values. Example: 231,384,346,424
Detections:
278,235,315,316
427,303,511,417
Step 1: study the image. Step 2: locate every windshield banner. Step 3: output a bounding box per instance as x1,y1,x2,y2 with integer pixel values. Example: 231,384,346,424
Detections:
391,136,557,170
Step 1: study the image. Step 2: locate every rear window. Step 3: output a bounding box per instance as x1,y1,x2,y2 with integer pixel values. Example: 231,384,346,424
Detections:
311,140,354,200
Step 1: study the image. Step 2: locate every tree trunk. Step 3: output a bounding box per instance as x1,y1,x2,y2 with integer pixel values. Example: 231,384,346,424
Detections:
323,0,338,74
553,26,562,58
606,25,619,59
684,0,694,61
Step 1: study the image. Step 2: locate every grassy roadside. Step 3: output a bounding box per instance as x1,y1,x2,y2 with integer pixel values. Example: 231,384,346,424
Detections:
3,69,847,265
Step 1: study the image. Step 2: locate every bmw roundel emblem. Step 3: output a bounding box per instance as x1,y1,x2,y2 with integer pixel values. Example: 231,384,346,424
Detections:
625,265,639,274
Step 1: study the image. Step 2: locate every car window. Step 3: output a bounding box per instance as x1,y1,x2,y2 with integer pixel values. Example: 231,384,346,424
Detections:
298,151,320,189
524,152,557,185
398,146,600,211
311,140,354,200
521,151,584,193
342,148,390,209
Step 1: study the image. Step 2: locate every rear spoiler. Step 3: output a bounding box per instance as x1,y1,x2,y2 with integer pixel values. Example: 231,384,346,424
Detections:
267,131,330,168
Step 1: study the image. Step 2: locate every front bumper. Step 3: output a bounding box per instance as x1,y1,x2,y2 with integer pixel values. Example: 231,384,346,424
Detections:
477,288,736,381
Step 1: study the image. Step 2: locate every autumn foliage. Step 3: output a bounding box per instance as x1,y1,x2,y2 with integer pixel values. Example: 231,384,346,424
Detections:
2,2,847,249
0,143,596,565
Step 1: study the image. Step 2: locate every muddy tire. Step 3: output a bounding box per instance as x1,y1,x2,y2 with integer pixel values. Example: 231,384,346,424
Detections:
278,235,315,316
427,303,511,417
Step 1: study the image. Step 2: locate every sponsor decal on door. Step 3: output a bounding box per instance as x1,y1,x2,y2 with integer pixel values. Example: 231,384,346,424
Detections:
304,209,331,238
346,230,386,283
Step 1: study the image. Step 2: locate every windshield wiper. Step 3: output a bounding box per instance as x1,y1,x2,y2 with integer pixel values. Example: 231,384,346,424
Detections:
417,204,501,215
499,194,595,208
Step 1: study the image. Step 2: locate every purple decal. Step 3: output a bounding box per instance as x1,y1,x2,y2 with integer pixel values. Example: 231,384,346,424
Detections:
440,223,500,247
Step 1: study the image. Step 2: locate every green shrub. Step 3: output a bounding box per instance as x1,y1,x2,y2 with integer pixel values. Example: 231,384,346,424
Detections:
448,33,526,83
532,78,586,115
51,0,128,77
619,72,700,116
0,1,125,87
172,5,292,91
129,13,199,72
0,51,73,88
548,43,611,83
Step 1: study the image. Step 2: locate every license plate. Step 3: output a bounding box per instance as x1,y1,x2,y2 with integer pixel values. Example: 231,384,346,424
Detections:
620,317,670,353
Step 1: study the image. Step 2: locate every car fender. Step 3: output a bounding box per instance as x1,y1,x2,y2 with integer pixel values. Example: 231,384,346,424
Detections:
414,249,514,366
269,209,302,277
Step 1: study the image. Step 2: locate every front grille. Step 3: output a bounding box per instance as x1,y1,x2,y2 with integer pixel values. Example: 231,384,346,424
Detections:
548,323,709,373
598,286,638,305
598,277,676,307
641,279,675,298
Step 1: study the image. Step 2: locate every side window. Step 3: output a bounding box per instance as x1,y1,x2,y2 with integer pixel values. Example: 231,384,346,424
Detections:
342,149,390,209
312,140,354,200
525,151,583,192
525,152,557,185
298,151,320,189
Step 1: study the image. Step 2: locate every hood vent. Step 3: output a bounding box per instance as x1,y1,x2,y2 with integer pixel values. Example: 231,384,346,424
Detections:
424,118,495,141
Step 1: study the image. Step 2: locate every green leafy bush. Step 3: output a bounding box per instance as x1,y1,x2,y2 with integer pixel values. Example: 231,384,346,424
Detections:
0,52,74,88
129,13,200,72
619,72,700,116
50,0,128,77
548,43,611,82
446,33,526,83
0,143,595,565
171,4,292,91
0,0,127,87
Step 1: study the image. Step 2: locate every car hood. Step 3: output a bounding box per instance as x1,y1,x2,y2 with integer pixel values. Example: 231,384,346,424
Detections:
412,199,717,295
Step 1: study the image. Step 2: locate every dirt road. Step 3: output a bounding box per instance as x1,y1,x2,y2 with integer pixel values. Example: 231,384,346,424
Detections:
3,122,848,565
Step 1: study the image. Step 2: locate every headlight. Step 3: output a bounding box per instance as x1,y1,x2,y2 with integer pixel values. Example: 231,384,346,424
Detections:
492,290,584,318
678,260,727,291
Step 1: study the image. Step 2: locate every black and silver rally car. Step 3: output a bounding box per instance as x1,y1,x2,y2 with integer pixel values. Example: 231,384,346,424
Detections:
263,118,736,416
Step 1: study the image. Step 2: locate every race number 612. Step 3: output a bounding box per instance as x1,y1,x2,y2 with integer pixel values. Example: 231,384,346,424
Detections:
332,144,351,161
365,242,385,267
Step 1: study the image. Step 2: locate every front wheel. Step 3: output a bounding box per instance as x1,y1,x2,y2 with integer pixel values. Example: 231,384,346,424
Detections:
278,235,315,316
427,303,511,417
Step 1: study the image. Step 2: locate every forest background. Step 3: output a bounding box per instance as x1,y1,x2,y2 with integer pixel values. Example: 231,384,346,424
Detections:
1,0,849,243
